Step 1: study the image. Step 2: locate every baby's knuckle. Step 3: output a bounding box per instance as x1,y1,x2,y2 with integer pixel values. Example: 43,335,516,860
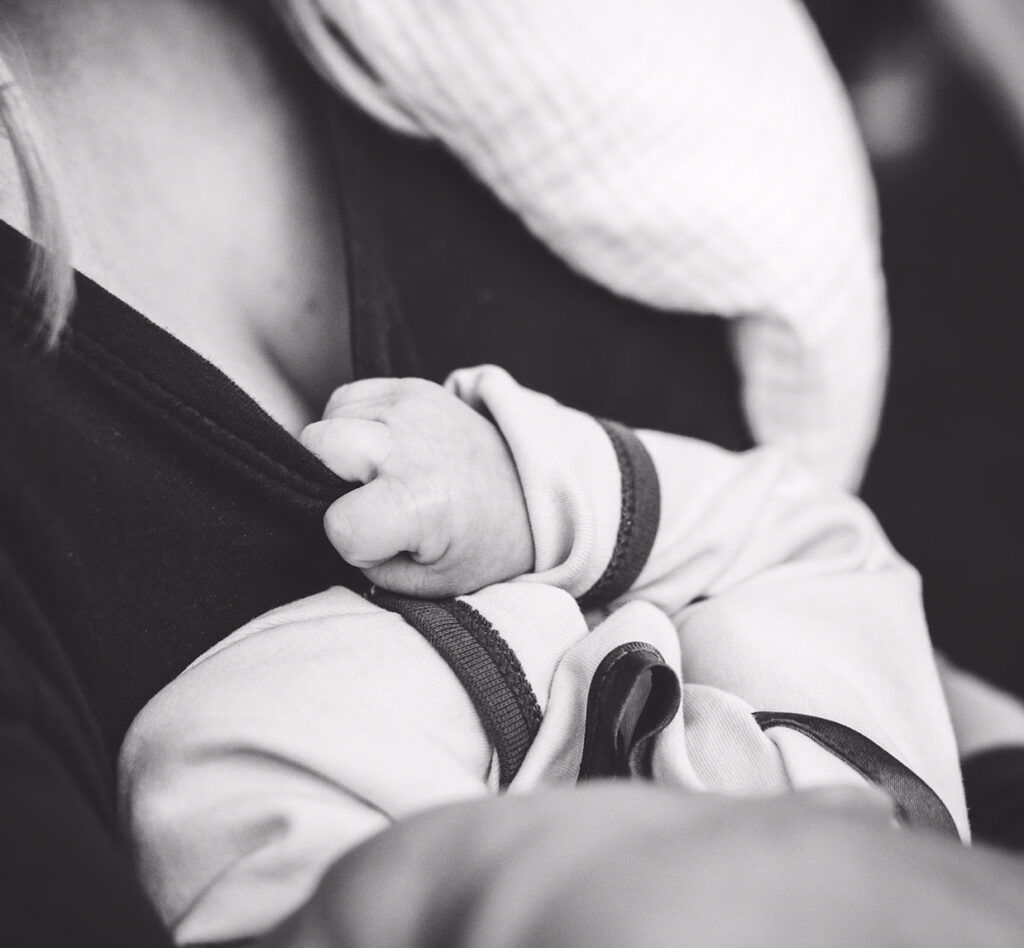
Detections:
385,476,421,520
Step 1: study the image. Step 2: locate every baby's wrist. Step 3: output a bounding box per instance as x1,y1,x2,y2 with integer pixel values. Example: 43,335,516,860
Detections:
445,366,658,605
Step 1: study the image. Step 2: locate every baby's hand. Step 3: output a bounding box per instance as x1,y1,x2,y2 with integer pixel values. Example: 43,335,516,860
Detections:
300,377,534,597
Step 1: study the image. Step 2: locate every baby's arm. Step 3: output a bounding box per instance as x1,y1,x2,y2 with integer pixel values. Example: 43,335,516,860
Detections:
301,367,965,835
119,582,595,943
443,365,967,835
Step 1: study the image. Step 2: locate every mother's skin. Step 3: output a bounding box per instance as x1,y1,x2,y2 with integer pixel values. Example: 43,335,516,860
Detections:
2,3,1022,947
0,0,351,433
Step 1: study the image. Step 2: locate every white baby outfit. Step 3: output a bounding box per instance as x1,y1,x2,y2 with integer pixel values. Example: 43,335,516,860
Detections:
120,366,967,946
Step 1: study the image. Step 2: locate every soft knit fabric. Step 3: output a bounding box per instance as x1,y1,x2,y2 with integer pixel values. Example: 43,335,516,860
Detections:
273,0,887,488
120,366,967,945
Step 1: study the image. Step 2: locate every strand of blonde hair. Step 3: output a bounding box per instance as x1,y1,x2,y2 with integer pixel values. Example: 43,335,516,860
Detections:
0,52,75,344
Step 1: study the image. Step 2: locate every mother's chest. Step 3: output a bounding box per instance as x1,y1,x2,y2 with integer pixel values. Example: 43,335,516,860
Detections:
42,5,354,433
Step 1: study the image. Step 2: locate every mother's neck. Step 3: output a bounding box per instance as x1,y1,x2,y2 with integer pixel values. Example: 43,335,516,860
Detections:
0,1,285,271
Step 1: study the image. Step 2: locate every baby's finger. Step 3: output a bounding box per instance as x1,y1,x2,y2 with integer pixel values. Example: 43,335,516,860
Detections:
364,559,459,599
300,419,392,483
323,378,402,419
323,479,419,568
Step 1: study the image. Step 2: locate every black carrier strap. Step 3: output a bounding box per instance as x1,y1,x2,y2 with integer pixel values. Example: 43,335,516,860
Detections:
754,711,959,838
578,642,681,781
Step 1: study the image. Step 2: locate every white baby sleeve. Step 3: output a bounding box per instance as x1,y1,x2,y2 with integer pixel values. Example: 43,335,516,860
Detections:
448,365,967,838
118,588,493,944
118,582,594,945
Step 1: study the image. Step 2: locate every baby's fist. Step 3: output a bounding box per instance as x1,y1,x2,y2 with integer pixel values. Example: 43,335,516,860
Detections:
300,377,534,597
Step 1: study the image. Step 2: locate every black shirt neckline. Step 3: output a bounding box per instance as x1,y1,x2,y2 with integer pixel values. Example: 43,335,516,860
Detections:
0,217,355,509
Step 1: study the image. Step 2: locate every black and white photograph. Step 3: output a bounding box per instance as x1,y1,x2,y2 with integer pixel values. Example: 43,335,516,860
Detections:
2,1,1024,945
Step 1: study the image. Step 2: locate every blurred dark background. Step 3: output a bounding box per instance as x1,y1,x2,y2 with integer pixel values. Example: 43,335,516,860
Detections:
804,0,1024,697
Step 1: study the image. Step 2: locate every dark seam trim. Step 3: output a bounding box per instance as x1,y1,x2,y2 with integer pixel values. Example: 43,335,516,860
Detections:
370,591,541,786
433,597,542,785
579,641,666,779
442,599,543,738
579,420,660,609
61,331,341,504
0,241,345,506
754,711,959,838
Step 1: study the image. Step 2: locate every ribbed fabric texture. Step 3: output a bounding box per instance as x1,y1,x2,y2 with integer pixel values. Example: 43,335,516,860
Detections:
371,591,541,787
579,420,661,609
